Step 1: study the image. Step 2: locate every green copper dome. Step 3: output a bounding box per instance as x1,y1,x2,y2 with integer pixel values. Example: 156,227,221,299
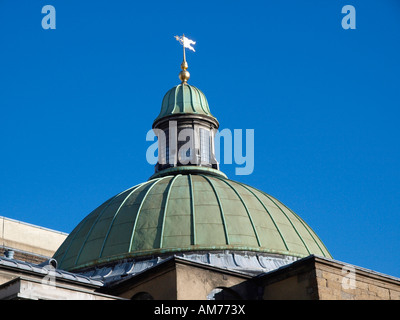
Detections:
53,173,331,271
153,84,216,124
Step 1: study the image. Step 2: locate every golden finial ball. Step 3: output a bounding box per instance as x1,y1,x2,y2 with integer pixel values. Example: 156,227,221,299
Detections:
179,70,190,83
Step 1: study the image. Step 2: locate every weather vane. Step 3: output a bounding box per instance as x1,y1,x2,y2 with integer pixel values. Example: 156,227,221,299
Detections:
174,34,196,83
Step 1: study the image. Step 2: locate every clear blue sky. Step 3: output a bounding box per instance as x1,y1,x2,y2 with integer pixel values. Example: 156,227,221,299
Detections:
0,0,399,278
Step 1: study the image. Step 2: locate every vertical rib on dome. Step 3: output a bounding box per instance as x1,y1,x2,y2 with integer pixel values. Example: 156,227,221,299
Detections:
159,175,181,248
268,194,331,258
258,191,311,256
227,180,289,252
213,176,261,247
98,181,154,259
128,176,170,253
200,175,230,245
188,174,196,245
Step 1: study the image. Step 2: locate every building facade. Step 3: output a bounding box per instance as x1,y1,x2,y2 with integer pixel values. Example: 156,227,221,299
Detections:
1,53,399,300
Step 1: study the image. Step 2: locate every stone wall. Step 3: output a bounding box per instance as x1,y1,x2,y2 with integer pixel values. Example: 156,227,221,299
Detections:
261,257,318,300
258,255,400,300
0,216,67,263
315,258,400,300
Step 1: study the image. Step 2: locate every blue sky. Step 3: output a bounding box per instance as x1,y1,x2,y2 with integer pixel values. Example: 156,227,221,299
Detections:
0,1,399,278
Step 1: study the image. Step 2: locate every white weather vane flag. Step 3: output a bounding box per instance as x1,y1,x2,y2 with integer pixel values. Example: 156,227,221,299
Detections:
175,35,196,52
